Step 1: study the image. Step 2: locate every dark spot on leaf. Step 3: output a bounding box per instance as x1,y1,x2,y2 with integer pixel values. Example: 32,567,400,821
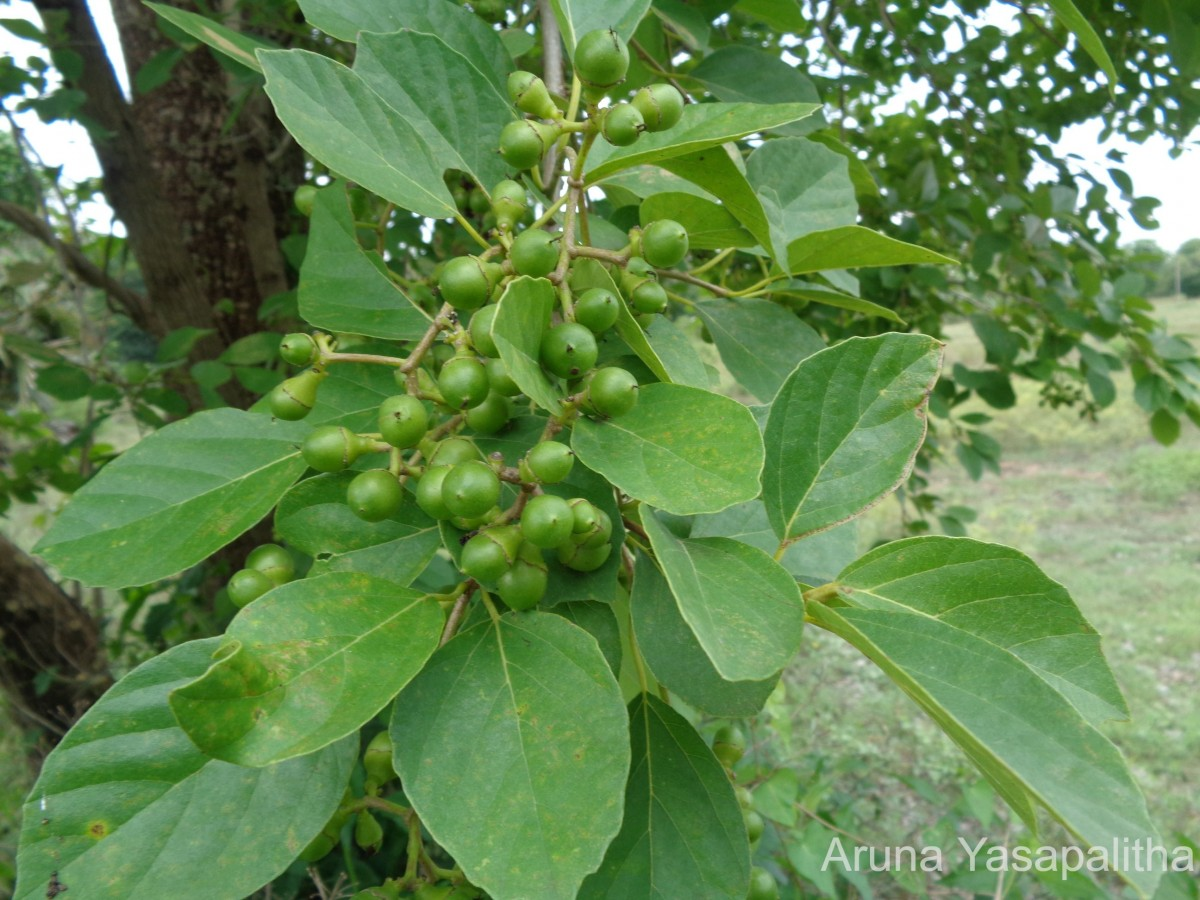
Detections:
86,820,109,840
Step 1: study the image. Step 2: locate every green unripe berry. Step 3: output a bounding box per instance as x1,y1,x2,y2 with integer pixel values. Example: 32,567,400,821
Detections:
574,28,630,89
416,466,454,520
227,568,274,608
499,120,556,170
586,366,640,417
746,867,779,900
574,288,620,334
427,437,482,468
496,543,548,610
378,394,428,448
354,810,384,855
630,279,669,315
632,83,685,132
440,256,493,311
302,425,369,473
461,525,522,583
491,178,528,232
441,460,501,518
602,102,644,147
507,70,559,120
556,540,612,572
573,506,613,549
525,441,574,484
293,184,318,216
363,731,396,790
735,785,755,810
625,256,654,279
744,809,765,844
642,219,690,267
469,305,500,358
520,494,575,548
540,322,598,379
569,497,601,534
269,367,325,421
485,356,522,396
246,543,295,586
279,332,319,367
712,724,747,767
438,356,491,409
347,469,404,522
464,392,512,435
468,187,491,216
509,228,560,278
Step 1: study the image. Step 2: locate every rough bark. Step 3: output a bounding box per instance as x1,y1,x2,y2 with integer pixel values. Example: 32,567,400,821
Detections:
0,535,112,751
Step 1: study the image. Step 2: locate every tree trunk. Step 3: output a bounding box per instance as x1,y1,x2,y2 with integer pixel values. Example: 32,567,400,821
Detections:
0,535,112,754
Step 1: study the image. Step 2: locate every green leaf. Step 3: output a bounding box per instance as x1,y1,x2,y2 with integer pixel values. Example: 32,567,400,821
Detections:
642,510,804,681
763,334,943,543
355,31,514,189
572,382,763,515
549,0,651,54
640,192,754,250
556,600,622,675
808,603,1161,898
305,359,401,432
34,409,308,588
299,184,432,341
630,553,778,716
586,102,820,184
171,573,442,766
579,693,751,899
1043,0,1119,89
258,49,455,218
391,611,629,900
689,45,824,136
784,225,957,275
642,317,709,388
145,3,272,74
746,138,857,259
650,0,710,51
491,276,563,415
15,639,355,900
275,473,441,585
658,148,773,251
772,281,905,324
156,325,214,362
35,363,91,401
733,0,804,32
835,536,1129,726
694,298,824,403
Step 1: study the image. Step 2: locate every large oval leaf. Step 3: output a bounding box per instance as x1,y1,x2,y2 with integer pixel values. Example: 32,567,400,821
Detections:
630,553,778,716
579,693,751,899
171,572,443,766
784,225,956,274
33,409,309,588
836,536,1128,726
642,510,804,681
391,611,629,900
15,639,355,900
571,382,763,516
763,333,943,543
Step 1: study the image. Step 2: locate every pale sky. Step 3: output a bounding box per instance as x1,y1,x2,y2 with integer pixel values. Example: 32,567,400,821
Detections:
2,0,1197,252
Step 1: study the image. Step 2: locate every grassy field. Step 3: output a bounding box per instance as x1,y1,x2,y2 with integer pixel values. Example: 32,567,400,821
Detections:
784,298,1200,877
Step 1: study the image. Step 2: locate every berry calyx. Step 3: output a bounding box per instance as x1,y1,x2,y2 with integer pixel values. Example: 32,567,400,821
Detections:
227,568,274,608
602,102,644,146
507,71,559,120
520,494,575,548
378,394,428,449
585,366,640,417
347,469,404,522
509,228,560,278
354,810,383,855
540,322,598,379
279,333,319,367
574,287,620,334
438,356,491,409
246,543,295,585
302,425,370,473
441,460,501,518
632,83,685,132
574,28,630,90
525,440,575,484
269,367,326,421
642,219,690,267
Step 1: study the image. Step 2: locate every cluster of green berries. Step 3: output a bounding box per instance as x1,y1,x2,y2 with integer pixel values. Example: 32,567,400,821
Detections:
225,543,295,608
712,724,779,900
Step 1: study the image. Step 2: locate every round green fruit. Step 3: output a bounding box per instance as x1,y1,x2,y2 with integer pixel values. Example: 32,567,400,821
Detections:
279,332,319,367
602,102,644,146
469,304,500,358
227,568,273,608
712,724,747,767
438,356,491,409
735,785,755,809
586,366,639,417
556,540,611,572
525,440,574,484
632,83,685,132
744,809,765,844
302,425,368,473
246,543,295,585
496,544,547,610
378,394,428,448
507,70,559,120
363,731,396,789
642,219,689,267
574,287,620,333
441,460,501,519
415,466,454,520
574,28,630,89
540,322,598,379
347,469,404,522
461,525,522,583
440,256,498,311
486,356,522,396
499,120,556,170
293,184,318,216
354,810,383,855
520,494,575,548
464,391,512,434
629,279,669,315
491,178,528,232
569,497,601,534
269,368,325,421
746,867,779,900
427,437,482,468
509,228,559,278
573,506,613,549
